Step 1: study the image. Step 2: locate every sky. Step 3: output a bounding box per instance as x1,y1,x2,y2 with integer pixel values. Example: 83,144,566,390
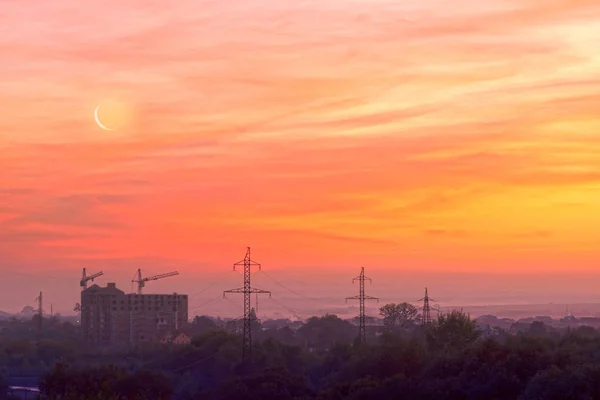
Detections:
1,0,600,316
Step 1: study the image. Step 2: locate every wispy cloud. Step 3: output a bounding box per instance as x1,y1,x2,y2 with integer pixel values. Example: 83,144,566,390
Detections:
1,0,600,312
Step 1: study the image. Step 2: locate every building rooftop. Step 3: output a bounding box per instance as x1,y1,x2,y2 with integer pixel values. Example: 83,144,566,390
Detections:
83,282,125,295
83,283,187,297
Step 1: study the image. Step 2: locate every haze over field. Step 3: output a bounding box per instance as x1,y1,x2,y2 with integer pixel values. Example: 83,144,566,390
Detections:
1,0,600,314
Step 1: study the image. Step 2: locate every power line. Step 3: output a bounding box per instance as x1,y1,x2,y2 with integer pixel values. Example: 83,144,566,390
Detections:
268,297,305,320
163,313,245,372
169,350,221,372
223,296,239,308
140,312,246,370
189,271,239,299
257,270,318,301
189,295,223,311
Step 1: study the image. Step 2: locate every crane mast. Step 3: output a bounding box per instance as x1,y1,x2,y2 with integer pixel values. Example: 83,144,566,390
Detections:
131,269,179,294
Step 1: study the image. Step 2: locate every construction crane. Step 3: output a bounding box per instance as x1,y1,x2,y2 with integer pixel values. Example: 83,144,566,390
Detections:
80,268,103,290
132,269,179,294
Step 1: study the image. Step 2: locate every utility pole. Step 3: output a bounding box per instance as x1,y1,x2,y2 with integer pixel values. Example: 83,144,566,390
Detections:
224,247,271,363
174,292,179,331
346,267,378,345
35,291,43,338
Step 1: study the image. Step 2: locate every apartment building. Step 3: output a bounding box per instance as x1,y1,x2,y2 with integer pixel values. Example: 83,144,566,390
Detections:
81,282,188,346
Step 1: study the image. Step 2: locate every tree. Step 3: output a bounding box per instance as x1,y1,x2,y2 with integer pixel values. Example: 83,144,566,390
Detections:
39,363,172,400
115,369,173,400
0,375,8,400
296,315,355,351
319,376,380,400
520,364,600,399
379,303,421,332
39,363,126,399
189,316,219,336
249,308,262,335
37,339,75,365
426,309,480,351
204,367,315,400
528,321,547,336
260,326,300,347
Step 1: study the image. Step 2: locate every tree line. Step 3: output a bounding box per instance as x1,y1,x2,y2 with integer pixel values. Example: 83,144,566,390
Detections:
2,304,599,399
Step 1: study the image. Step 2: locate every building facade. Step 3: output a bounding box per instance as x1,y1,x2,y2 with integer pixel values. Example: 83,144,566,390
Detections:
81,282,188,346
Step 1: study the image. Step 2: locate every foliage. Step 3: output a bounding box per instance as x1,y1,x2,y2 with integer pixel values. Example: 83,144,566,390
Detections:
378,303,421,332
38,362,172,400
10,313,600,399
426,309,480,351
199,367,315,400
188,316,219,336
296,315,355,351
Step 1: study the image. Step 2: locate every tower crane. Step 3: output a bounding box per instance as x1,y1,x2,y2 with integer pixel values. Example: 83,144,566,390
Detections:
131,269,179,294
75,268,104,315
80,268,104,290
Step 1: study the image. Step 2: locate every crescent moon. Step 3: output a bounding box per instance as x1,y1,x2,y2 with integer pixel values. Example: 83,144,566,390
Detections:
94,105,113,131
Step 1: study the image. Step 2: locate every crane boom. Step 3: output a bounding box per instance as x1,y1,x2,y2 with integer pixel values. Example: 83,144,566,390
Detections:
88,272,103,280
80,268,104,289
132,269,179,294
145,271,179,281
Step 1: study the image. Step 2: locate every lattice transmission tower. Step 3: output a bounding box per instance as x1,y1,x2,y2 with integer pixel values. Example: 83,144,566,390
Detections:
418,287,440,326
224,247,271,363
346,267,378,344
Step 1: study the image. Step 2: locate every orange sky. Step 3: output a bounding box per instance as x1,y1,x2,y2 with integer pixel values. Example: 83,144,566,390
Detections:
1,0,600,315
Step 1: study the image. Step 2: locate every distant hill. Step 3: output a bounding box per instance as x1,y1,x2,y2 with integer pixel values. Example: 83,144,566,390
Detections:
451,303,600,319
0,305,37,320
19,305,36,317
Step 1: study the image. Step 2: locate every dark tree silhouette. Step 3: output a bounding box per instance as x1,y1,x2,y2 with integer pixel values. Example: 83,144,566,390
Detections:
426,309,480,351
379,303,421,331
